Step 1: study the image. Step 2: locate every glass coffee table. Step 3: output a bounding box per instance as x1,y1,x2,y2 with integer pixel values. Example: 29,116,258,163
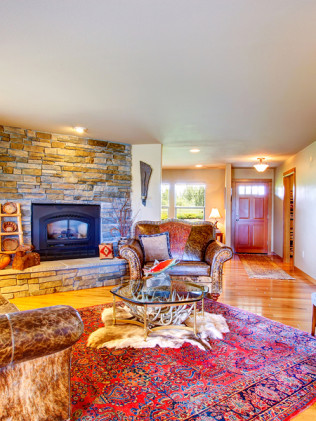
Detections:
111,279,208,341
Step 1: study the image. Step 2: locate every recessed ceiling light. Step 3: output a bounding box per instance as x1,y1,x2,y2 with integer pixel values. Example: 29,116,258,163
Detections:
73,126,87,134
195,164,203,168
190,148,200,153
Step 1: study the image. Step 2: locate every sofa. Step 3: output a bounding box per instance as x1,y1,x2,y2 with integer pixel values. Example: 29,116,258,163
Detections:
119,219,233,300
0,294,83,421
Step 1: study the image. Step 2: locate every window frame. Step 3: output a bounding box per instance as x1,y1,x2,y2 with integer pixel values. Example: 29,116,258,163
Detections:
161,183,170,220
174,183,206,221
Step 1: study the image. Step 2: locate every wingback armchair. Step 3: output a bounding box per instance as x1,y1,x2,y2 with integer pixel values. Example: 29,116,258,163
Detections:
0,295,83,421
119,219,233,300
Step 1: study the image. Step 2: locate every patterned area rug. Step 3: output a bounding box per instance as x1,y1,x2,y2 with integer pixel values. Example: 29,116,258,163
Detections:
239,254,295,279
71,300,316,420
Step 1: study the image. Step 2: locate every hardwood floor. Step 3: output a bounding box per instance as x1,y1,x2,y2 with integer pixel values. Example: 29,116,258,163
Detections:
11,254,316,420
220,255,316,334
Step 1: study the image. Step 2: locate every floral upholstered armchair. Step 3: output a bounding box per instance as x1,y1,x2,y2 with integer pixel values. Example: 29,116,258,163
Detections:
119,219,233,300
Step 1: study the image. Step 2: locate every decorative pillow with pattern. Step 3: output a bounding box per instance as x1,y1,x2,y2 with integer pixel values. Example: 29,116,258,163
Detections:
139,232,172,262
99,243,114,259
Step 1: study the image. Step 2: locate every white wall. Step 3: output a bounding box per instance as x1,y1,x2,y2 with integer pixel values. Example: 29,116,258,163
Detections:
131,144,162,222
162,168,226,235
274,141,316,279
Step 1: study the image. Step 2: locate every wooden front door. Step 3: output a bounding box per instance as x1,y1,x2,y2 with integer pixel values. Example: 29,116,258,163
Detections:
233,181,270,253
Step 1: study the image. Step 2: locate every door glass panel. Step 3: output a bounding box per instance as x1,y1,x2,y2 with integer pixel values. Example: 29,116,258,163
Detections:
238,186,245,195
238,184,265,195
258,185,265,195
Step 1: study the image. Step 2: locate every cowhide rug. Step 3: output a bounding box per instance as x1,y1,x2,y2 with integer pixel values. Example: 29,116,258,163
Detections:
87,306,229,351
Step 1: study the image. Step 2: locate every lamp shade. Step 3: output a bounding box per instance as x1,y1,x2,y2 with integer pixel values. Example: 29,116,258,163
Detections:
209,208,221,219
254,158,269,172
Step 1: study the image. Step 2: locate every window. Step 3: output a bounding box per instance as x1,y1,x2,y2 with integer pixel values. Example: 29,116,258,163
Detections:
175,184,205,220
238,185,265,196
161,184,169,220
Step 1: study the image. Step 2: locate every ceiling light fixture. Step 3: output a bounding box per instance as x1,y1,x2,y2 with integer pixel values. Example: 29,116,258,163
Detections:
195,164,203,168
190,148,200,153
253,158,269,172
73,126,87,134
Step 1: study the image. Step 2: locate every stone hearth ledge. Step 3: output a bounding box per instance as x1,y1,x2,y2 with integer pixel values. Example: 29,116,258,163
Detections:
0,257,125,275
0,257,129,300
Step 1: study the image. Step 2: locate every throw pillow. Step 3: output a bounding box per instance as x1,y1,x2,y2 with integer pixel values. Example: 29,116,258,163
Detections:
99,243,114,259
139,232,172,262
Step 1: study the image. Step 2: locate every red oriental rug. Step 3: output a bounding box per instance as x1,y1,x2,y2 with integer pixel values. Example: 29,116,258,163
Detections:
71,300,316,420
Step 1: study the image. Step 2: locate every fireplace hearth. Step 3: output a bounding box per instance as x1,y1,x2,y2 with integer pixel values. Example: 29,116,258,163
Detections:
32,203,101,261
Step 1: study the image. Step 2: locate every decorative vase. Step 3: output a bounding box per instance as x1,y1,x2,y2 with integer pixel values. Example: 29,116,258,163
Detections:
117,237,129,254
118,236,129,245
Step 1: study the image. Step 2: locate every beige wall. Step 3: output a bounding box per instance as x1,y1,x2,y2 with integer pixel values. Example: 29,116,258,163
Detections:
132,144,162,222
274,141,316,279
232,168,275,182
162,168,226,235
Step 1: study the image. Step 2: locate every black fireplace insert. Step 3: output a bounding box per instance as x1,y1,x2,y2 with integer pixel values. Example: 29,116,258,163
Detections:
32,203,101,260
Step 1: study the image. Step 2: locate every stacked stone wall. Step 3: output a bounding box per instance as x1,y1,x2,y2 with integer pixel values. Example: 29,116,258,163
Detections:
0,125,132,244
0,259,128,300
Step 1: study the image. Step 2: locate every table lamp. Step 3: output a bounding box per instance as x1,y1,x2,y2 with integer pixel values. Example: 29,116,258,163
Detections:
209,208,221,228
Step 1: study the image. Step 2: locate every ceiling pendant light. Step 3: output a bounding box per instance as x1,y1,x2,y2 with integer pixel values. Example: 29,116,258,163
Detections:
254,157,269,172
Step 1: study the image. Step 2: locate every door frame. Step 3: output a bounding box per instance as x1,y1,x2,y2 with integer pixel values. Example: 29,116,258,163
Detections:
283,168,296,265
232,179,272,254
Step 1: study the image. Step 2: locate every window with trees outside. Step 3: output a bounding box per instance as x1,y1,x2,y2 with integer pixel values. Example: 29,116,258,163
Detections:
161,184,170,220
175,184,205,220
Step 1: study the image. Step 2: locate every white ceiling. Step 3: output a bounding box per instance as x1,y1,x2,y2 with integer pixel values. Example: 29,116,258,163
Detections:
0,0,316,169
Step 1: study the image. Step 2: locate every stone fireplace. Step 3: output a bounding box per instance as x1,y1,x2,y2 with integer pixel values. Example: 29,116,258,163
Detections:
0,125,131,299
0,125,132,244
32,203,101,260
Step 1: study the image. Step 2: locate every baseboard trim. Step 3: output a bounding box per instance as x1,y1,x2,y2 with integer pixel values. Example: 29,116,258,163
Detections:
294,266,316,284
270,252,282,259
270,253,315,284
